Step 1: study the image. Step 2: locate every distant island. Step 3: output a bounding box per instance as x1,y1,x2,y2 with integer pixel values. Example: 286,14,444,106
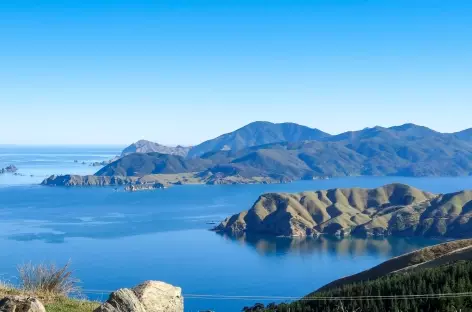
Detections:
213,183,472,238
41,121,472,188
0,165,18,174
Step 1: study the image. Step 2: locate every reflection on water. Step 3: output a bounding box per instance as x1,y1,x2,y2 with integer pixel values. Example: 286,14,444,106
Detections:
218,233,444,258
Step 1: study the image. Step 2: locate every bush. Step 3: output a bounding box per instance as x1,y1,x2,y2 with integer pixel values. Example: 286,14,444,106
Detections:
17,261,80,297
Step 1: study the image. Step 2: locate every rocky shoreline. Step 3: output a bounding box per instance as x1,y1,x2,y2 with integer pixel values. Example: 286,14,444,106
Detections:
124,183,165,192
40,172,288,189
40,175,136,186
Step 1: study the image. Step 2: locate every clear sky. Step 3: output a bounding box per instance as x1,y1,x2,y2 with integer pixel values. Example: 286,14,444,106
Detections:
0,0,471,145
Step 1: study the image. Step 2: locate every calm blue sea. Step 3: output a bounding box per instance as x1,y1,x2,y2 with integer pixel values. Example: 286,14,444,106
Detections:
1,146,471,311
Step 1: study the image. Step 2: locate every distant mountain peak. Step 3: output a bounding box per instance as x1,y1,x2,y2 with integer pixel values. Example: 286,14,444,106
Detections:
187,121,330,158
389,123,436,132
121,140,190,157
134,139,162,146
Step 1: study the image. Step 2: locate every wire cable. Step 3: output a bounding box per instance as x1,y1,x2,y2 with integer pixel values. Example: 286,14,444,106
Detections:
79,289,472,301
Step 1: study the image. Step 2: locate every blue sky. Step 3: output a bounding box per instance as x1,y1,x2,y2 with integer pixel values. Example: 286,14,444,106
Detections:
0,0,471,145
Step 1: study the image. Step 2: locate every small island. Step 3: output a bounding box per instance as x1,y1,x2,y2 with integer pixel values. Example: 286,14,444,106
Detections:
213,183,472,238
0,165,18,174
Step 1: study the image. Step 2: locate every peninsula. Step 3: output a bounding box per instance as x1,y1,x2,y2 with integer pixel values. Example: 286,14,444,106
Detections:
213,183,472,238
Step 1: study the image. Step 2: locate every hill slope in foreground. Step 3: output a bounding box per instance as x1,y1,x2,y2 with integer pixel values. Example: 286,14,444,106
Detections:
249,239,472,312
214,183,472,238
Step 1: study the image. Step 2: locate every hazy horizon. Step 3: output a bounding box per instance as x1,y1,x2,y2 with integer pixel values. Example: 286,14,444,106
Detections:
0,121,470,146
1,0,471,145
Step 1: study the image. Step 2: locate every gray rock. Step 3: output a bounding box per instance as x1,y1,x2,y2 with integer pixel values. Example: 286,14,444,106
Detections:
133,281,183,312
93,289,146,312
124,183,165,192
94,281,183,312
0,296,46,312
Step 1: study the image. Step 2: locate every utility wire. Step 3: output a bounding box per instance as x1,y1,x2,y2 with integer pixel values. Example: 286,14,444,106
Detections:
80,289,472,301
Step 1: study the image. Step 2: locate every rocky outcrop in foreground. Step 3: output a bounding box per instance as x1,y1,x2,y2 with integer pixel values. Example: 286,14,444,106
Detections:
0,295,46,312
214,183,472,238
94,281,183,312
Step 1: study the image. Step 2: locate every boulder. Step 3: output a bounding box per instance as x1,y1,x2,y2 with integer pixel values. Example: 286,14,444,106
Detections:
0,296,46,312
94,281,183,312
133,281,183,312
93,289,146,312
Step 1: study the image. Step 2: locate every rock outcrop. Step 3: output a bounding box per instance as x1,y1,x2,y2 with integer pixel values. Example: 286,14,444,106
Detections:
124,183,165,192
0,296,46,312
133,281,183,312
94,281,183,312
214,183,472,238
94,289,146,312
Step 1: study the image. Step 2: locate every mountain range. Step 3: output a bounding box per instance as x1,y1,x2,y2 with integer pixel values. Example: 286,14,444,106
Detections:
128,122,472,160
42,121,472,186
104,122,472,180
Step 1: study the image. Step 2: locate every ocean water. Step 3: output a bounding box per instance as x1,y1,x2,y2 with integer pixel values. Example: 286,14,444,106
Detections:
1,146,471,311
0,145,121,185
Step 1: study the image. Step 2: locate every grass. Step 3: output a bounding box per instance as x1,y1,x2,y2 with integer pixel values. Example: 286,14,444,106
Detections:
44,297,99,312
18,261,80,297
0,262,100,312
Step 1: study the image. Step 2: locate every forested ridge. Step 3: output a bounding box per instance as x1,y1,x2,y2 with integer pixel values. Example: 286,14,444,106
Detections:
245,261,472,312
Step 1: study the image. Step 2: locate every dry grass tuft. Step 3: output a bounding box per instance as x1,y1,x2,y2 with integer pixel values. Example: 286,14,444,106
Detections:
0,261,99,312
17,261,81,298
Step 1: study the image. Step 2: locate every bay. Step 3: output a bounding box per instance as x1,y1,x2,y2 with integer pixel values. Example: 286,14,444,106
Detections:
0,146,471,311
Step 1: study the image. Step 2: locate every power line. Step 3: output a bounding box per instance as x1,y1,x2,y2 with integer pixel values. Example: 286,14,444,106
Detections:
80,289,472,301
